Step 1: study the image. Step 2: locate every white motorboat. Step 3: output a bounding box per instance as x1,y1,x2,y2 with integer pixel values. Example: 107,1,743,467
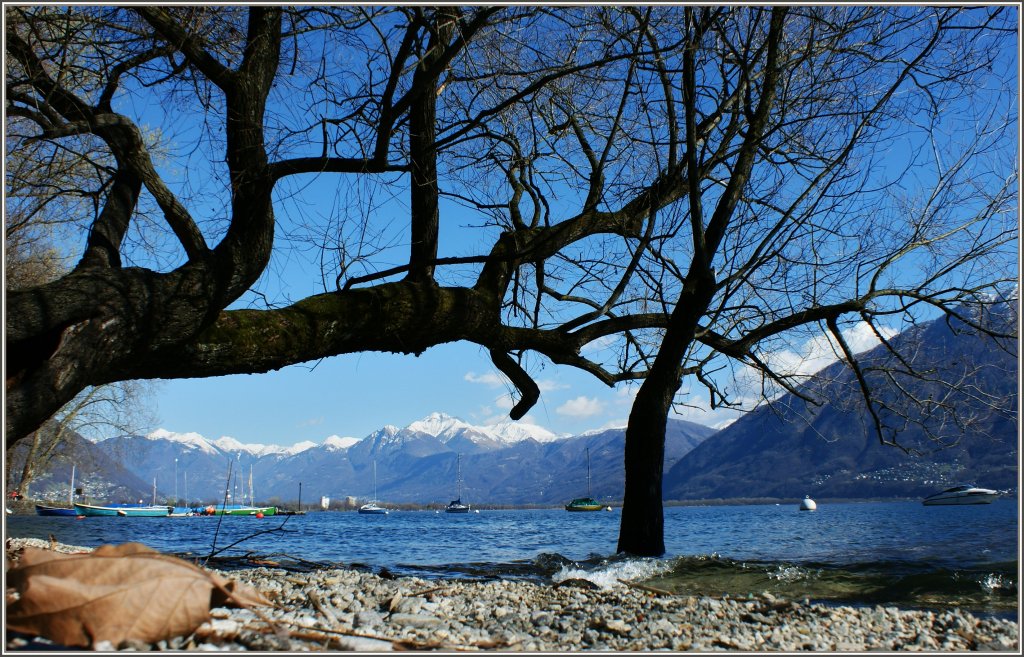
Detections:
922,484,998,506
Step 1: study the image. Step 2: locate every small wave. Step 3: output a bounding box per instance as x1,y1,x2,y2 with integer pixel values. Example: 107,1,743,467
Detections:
980,573,1016,594
552,557,672,590
768,564,817,583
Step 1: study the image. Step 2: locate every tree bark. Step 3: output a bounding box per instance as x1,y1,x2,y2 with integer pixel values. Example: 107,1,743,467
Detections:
616,275,713,556
617,6,788,557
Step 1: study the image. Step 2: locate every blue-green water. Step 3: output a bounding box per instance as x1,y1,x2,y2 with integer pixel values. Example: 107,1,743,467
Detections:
5,500,1018,615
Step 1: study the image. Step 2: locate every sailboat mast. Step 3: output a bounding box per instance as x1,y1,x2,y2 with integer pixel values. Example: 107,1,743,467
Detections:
586,447,592,497
69,464,76,505
457,454,462,498
249,464,254,506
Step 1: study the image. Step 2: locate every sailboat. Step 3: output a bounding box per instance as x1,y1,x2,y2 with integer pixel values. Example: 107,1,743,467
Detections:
445,453,471,513
359,461,389,515
35,464,79,516
565,447,603,512
75,479,172,517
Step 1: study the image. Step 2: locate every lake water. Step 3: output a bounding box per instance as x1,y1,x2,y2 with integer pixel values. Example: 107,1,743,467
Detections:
5,500,1018,616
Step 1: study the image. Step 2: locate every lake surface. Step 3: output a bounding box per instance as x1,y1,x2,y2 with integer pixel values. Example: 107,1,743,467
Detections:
5,500,1018,616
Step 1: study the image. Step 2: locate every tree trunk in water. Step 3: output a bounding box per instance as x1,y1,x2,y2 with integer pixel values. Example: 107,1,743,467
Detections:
616,269,716,556
617,395,671,555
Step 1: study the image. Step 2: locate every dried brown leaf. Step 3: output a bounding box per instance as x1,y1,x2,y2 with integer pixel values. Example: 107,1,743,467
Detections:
5,542,268,648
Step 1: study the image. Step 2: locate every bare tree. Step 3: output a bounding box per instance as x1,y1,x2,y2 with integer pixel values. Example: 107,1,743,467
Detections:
601,6,1017,554
7,380,155,498
4,6,1016,556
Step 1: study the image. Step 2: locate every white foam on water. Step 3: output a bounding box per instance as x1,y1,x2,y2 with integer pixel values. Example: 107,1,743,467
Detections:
551,558,673,590
767,564,812,583
980,573,1014,593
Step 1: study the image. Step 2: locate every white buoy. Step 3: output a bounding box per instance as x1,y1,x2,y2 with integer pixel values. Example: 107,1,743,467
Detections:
605,506,613,511
799,495,817,511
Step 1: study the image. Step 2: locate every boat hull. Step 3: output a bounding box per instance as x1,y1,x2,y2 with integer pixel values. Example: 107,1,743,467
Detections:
358,504,388,515
73,503,121,517
35,504,77,517
923,493,998,506
565,497,603,512
74,503,170,517
203,505,277,516
445,505,471,513
117,506,172,517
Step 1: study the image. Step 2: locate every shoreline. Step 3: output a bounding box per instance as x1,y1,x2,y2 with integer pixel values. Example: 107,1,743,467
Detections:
13,496,1018,514
4,537,1019,652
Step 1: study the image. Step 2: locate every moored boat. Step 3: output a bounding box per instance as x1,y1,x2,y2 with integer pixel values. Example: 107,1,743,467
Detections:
117,505,173,517
923,484,998,506
565,447,603,512
74,502,171,517
201,504,278,516
565,496,604,512
359,461,389,515
35,504,78,517
445,454,471,513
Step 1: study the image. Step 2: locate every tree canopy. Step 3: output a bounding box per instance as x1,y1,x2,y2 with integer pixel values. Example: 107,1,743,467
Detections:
5,3,1018,520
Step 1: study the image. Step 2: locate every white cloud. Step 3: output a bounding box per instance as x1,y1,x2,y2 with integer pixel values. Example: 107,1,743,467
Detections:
581,334,618,354
297,416,324,427
614,384,639,405
763,321,897,378
557,396,605,418
537,379,569,392
494,394,515,411
669,402,743,429
466,370,566,394
464,371,506,387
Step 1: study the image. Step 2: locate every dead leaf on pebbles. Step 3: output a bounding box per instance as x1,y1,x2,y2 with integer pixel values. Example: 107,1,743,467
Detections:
5,542,269,648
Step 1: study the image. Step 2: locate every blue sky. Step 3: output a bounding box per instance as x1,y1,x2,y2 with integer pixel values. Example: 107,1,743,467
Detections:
18,6,1014,448
154,343,641,445
151,317,901,446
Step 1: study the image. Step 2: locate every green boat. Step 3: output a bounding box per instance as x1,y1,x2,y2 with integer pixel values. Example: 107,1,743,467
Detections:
565,497,604,512
565,448,605,512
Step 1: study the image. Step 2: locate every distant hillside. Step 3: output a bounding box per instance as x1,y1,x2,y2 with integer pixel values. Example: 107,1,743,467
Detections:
87,416,714,506
14,302,1014,508
664,301,1018,501
6,424,153,503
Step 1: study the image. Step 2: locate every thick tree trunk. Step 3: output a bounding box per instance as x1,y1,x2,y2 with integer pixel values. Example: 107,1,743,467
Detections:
616,270,716,556
617,391,671,555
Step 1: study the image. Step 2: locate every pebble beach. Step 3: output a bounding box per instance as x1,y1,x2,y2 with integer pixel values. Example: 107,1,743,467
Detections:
5,537,1020,652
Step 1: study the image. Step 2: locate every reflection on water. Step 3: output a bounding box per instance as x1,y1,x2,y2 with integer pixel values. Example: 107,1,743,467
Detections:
5,500,1017,615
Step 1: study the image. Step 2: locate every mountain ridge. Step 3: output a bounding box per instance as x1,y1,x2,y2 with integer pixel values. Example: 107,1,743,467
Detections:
664,300,1018,500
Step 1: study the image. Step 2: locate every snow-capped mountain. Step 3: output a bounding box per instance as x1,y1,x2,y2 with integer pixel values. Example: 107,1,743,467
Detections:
88,416,716,505
406,412,563,446
143,412,565,461
145,428,220,456
406,412,474,441
322,435,359,451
